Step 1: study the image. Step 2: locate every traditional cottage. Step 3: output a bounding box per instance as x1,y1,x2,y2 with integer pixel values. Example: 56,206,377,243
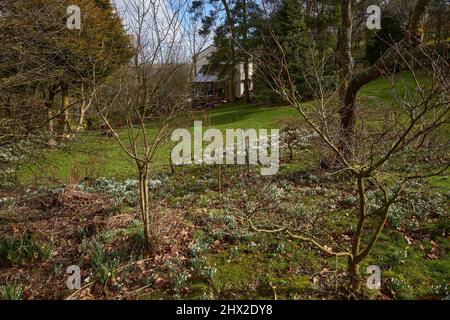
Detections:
192,45,253,103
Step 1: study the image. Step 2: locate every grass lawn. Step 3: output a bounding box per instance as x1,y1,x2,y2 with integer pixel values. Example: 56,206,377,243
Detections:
17,101,298,185
17,71,447,189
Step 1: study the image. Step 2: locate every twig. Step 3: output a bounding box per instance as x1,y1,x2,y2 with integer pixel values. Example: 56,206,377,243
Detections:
286,230,352,258
268,282,277,300
65,281,94,300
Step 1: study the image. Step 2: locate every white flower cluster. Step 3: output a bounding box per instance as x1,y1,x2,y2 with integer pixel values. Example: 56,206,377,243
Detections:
76,177,165,205
0,148,22,163
0,196,14,208
280,128,317,150
77,178,138,205
149,179,162,189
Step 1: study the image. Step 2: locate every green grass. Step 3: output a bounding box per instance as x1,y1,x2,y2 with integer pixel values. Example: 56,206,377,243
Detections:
202,235,320,299
16,71,448,193
0,234,52,266
17,102,297,184
366,232,450,299
358,71,428,103
0,283,23,300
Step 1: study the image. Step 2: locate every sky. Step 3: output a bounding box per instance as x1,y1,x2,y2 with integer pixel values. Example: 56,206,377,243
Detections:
111,0,212,59
111,0,191,60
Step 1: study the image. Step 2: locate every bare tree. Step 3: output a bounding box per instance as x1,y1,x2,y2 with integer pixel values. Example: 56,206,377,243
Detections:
253,23,449,291
92,0,193,254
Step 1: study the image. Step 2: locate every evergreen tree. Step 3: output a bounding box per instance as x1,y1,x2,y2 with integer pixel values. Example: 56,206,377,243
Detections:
0,0,133,139
365,16,404,65
191,0,254,102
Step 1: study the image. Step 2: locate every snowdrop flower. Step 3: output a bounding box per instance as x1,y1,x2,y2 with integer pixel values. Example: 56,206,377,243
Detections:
149,179,162,189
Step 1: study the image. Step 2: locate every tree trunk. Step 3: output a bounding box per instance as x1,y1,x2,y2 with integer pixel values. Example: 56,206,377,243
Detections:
242,0,251,104
138,164,154,254
305,0,313,17
75,84,93,132
348,176,366,293
75,105,86,132
336,0,354,158
222,0,237,102
348,257,362,292
340,87,358,158
46,89,56,146
231,57,236,102
243,60,250,103
60,85,70,139
336,0,431,157
191,54,198,83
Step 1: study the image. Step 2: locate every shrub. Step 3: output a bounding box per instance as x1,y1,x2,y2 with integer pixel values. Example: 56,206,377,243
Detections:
85,115,103,131
0,283,23,300
91,240,118,287
0,234,51,266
